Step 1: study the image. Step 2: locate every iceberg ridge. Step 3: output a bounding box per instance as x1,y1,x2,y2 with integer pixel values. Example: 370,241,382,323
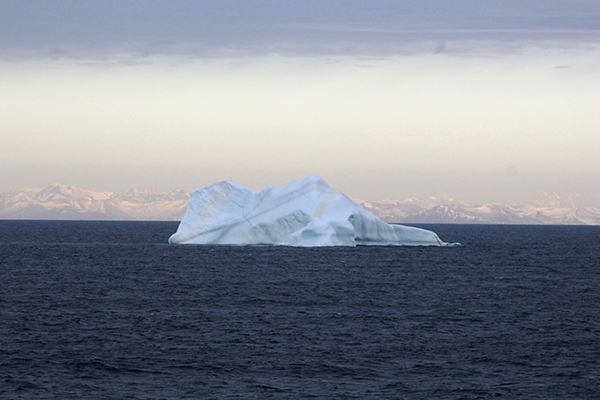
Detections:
169,175,457,247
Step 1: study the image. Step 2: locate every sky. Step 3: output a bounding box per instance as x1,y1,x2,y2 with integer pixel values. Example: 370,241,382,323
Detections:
1,1,599,203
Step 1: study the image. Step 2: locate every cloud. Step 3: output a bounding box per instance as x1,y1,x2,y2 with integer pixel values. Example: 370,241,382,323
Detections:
1,0,599,61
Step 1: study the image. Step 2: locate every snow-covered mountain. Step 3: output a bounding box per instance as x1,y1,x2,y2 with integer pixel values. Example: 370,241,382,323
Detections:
0,184,188,221
355,192,600,225
1,184,599,224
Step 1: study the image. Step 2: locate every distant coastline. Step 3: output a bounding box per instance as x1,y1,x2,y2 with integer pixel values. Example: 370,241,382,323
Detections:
1,184,599,225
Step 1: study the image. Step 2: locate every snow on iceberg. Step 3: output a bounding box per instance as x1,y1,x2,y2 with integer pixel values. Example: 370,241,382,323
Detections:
169,175,457,247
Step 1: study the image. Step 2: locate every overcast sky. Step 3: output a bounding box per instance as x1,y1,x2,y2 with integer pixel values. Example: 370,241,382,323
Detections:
1,1,599,202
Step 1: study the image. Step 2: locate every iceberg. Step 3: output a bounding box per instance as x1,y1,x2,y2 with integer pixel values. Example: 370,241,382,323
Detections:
169,175,457,247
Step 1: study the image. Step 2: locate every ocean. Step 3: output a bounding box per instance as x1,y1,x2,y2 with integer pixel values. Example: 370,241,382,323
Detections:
1,221,599,399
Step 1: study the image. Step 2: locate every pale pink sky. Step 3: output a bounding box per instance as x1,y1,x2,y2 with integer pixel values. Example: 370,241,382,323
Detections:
1,1,599,203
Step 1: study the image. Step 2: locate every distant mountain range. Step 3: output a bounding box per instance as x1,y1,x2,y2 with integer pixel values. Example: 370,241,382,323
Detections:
0,184,188,221
354,192,600,225
1,184,599,225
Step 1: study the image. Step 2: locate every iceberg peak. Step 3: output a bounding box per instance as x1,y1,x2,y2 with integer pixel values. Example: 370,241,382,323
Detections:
169,176,457,247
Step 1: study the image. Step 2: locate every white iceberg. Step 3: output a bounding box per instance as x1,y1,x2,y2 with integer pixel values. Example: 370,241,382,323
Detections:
169,175,457,247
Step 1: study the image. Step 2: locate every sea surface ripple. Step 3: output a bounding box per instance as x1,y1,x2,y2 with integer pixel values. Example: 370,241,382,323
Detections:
1,221,599,399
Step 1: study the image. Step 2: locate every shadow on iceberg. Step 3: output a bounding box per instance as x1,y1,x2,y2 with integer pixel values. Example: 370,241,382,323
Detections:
169,175,460,247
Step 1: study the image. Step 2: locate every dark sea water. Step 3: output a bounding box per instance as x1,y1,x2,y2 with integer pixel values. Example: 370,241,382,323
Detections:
0,221,599,399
